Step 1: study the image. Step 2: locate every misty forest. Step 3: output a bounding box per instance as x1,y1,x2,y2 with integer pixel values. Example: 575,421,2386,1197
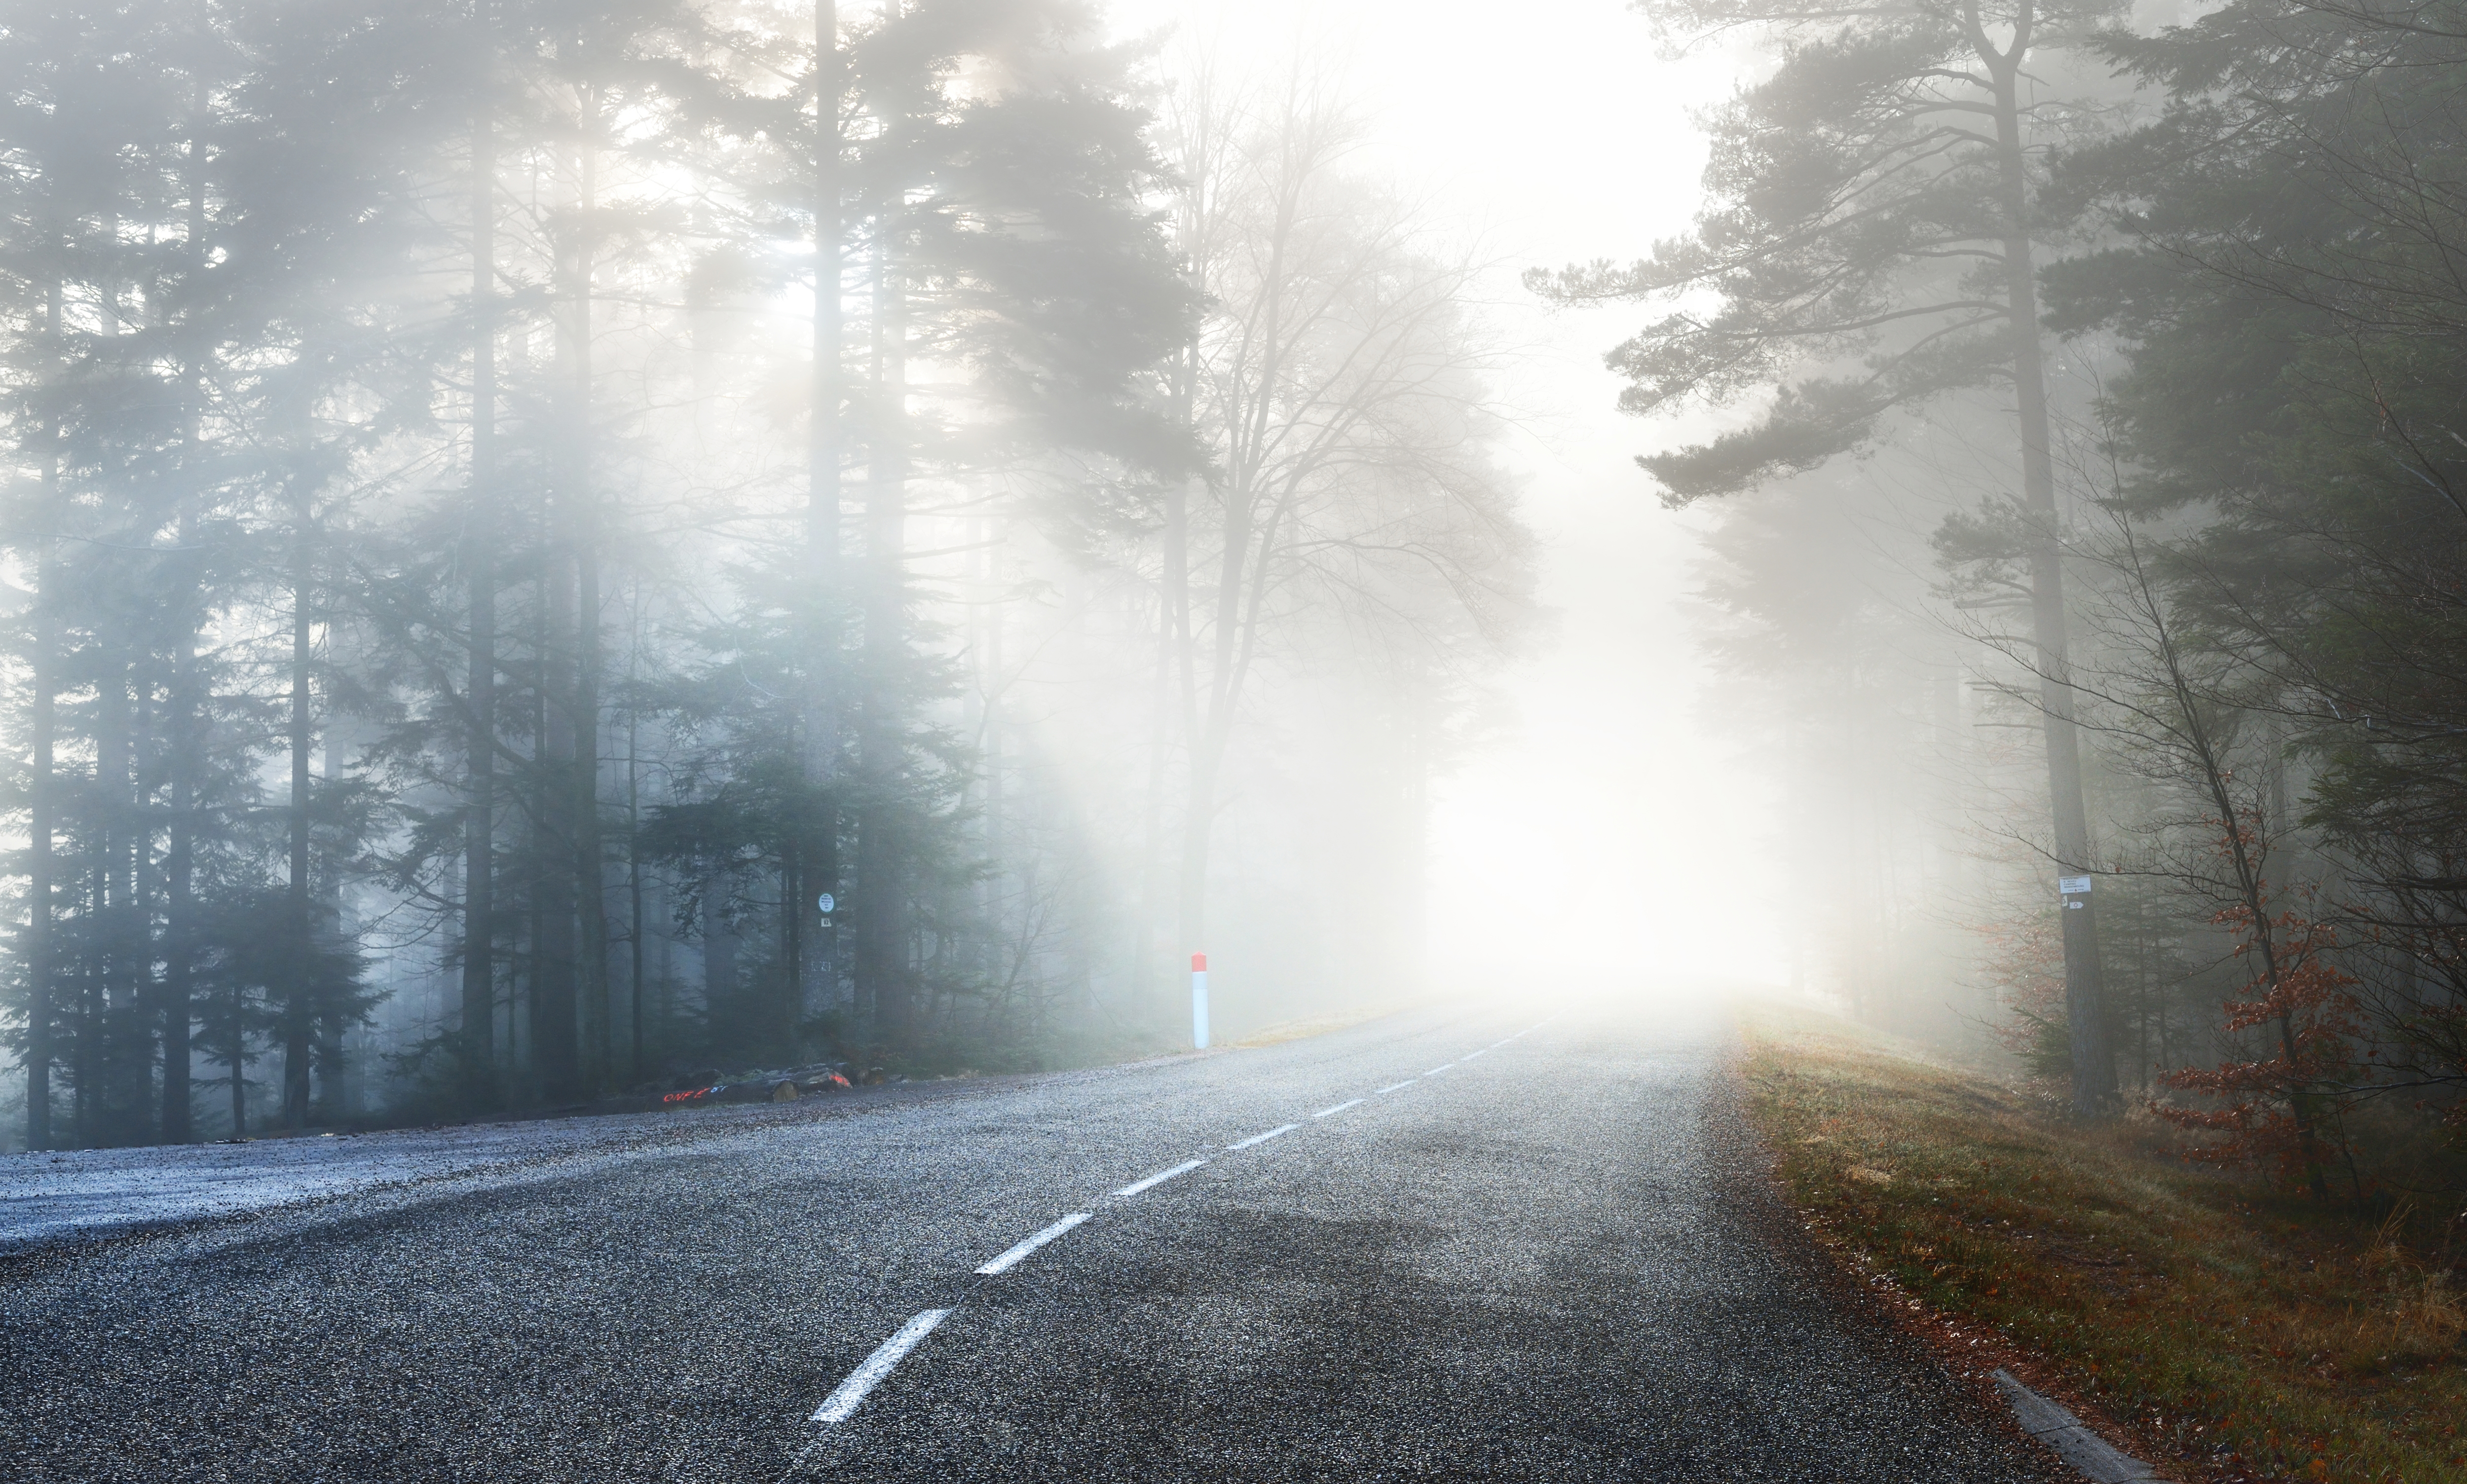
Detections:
3,0,2465,1215
1570,0,2467,1196
0,0,1533,1146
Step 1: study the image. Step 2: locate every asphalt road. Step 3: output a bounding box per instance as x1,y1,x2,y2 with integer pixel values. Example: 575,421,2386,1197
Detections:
0,1003,2070,1482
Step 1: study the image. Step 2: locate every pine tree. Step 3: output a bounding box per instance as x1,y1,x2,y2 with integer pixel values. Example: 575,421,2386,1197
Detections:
1532,0,2130,1116
2045,0,2467,1118
0,0,1488,1134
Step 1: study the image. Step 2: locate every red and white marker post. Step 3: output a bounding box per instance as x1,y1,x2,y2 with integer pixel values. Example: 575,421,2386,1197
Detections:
1191,952,1209,1050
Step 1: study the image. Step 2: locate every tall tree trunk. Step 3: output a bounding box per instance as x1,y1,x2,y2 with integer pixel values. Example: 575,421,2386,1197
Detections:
117,668,147,1143
534,560,578,1101
626,589,645,1083
79,214,118,1148
226,924,247,1136
26,548,56,1150
1394,664,1430,1002
1985,5,2115,1118
704,889,736,1019
1174,206,1285,1017
978,541,1003,999
162,529,197,1143
161,97,207,1145
569,92,610,1094
462,0,499,1094
576,547,607,1092
314,725,351,1114
1150,250,1199,1029
284,473,315,1130
88,652,133,1147
855,198,906,1050
802,0,843,1047
530,76,593,1104
1133,581,1175,1031
24,262,61,1152
1174,465,1255,1003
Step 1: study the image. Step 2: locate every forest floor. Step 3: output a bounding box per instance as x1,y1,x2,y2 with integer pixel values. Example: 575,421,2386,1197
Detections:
1736,1002,2467,1484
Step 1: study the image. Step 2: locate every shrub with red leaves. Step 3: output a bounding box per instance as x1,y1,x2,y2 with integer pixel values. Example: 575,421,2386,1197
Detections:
2157,895,2365,1193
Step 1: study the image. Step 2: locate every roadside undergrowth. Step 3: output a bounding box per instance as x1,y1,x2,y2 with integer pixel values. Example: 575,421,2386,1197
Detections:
1231,1002,1414,1049
1737,1001,2467,1484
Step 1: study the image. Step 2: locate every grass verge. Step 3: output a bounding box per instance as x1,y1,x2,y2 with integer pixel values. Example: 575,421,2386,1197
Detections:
1230,1002,1415,1049
1736,1000,2466,1484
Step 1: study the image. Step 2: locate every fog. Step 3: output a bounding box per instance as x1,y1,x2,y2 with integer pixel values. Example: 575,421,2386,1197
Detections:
9,0,2467,1152
1109,0,1787,996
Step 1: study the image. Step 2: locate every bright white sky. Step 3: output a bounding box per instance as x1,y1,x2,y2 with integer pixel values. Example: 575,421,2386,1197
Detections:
1107,0,1793,994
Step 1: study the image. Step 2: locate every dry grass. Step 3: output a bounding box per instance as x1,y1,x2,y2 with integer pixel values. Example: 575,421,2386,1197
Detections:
1736,1001,2467,1484
1229,1002,1414,1049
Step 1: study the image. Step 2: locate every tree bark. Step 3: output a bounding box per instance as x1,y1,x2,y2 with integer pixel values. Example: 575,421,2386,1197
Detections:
1133,579,1176,1031
1174,479,1263,1015
462,0,499,1093
92,642,142,1145
1142,229,1199,1031
161,91,208,1145
534,556,579,1101
162,482,197,1143
1983,0,2116,1117
575,509,608,1091
855,196,907,1050
530,68,598,1105
626,592,645,1083
571,97,610,1095
24,259,61,1152
284,467,315,1130
26,548,56,1150
801,0,842,1055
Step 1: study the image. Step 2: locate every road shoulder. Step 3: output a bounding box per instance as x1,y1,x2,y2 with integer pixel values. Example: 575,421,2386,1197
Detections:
1730,998,2467,1484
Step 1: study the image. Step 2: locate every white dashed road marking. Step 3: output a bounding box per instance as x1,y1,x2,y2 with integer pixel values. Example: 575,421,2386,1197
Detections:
1226,1123,1298,1151
812,1308,952,1425
791,1015,1556,1452
1112,1158,1208,1198
975,1213,1090,1276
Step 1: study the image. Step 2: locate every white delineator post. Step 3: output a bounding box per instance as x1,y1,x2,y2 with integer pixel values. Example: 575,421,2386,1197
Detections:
1191,952,1209,1049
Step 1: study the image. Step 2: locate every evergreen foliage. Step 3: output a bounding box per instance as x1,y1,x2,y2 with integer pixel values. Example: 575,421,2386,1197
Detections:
2042,0,2467,1143
1643,0,2467,1170
1545,0,2130,1117
0,0,1528,1147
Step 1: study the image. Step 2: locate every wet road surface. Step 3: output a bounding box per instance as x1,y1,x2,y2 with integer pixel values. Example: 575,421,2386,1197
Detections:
0,1003,2067,1482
